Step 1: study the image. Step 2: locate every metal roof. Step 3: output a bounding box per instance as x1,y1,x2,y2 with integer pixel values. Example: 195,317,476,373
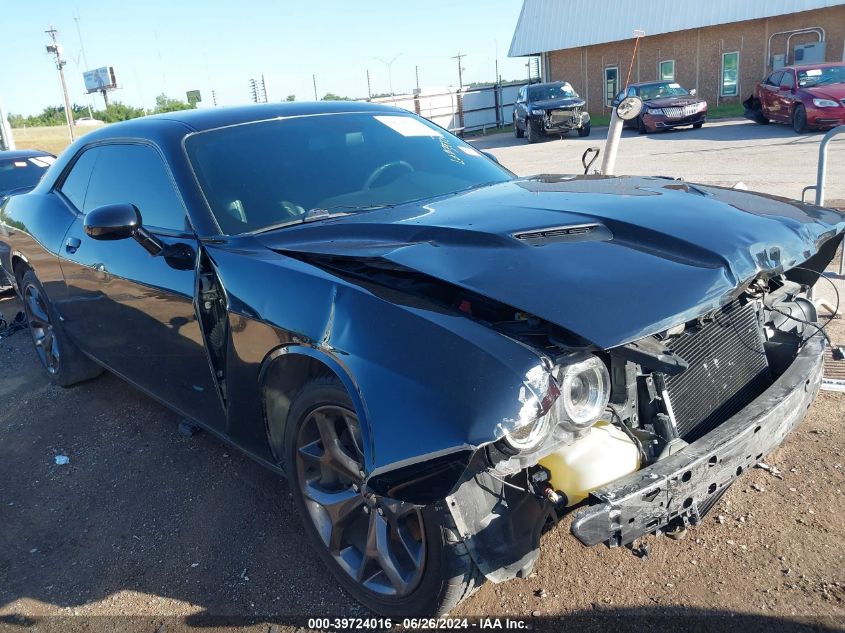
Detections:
508,0,845,56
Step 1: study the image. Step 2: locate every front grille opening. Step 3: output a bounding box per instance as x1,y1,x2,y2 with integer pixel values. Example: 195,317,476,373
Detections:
664,302,773,442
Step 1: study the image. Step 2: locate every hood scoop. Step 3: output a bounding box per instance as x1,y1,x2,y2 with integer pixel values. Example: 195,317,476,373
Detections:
512,223,611,245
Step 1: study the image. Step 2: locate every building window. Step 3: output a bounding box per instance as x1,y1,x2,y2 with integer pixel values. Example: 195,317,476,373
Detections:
659,60,675,81
721,51,739,97
605,66,619,106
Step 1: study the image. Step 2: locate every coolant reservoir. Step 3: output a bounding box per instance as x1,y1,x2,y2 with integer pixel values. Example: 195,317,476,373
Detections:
539,422,640,506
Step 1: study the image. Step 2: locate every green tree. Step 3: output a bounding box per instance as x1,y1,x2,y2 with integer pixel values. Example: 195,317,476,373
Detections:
285,94,296,102
92,102,147,123
321,92,353,101
153,93,195,114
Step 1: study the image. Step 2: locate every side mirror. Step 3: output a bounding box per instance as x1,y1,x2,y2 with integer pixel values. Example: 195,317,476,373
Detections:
616,96,644,121
689,88,697,96
84,203,141,240
482,151,500,164
84,203,163,256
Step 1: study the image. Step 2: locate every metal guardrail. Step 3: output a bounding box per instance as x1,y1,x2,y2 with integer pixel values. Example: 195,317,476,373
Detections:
802,124,845,275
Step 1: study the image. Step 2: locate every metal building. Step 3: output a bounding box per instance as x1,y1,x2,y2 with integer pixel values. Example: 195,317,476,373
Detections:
508,0,845,115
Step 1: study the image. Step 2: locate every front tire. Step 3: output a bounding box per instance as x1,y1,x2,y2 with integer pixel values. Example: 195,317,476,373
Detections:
513,116,524,138
693,122,703,129
792,104,808,133
526,118,542,143
21,269,102,387
577,122,591,137
286,376,483,617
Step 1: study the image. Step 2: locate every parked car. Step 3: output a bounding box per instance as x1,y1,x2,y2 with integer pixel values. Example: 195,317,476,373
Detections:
744,62,845,133
1,102,843,616
613,81,707,133
0,149,55,288
74,117,105,127
513,81,590,142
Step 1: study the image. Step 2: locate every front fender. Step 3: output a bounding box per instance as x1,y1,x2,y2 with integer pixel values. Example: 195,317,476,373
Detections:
213,243,552,499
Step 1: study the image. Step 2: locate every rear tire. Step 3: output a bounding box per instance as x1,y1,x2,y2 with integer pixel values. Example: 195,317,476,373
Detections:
20,269,102,387
577,122,591,137
792,104,808,133
513,116,524,138
285,375,483,617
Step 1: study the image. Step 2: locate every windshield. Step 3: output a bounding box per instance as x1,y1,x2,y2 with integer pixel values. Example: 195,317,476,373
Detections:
186,112,512,235
0,155,54,195
636,82,690,100
528,83,577,101
797,65,845,88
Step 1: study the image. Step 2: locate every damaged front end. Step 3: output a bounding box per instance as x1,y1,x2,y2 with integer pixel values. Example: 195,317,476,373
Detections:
440,255,837,583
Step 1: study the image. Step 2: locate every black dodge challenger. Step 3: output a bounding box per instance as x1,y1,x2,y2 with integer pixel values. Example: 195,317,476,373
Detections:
0,102,843,616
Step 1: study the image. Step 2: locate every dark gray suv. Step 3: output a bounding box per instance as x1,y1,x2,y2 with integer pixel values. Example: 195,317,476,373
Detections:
513,81,590,142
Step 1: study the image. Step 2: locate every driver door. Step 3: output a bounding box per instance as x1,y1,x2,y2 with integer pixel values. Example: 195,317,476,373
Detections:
55,142,225,430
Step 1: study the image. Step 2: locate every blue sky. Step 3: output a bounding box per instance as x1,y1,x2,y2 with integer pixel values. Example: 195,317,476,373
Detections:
1,0,529,116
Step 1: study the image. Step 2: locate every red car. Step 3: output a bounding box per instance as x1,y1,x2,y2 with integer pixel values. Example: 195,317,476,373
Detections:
746,62,845,133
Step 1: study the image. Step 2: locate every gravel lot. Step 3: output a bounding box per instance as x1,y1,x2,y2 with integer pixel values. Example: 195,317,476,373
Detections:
1,119,844,632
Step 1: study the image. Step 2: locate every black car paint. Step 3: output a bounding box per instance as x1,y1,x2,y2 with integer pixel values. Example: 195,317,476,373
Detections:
1,102,844,512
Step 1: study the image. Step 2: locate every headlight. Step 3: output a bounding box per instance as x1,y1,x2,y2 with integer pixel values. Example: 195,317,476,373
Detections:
646,107,663,116
551,356,611,432
530,108,546,116
813,98,839,108
696,101,707,112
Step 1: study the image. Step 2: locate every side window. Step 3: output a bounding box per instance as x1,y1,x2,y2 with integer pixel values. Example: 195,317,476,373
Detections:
765,71,783,87
518,87,525,102
84,144,187,232
58,147,100,211
781,71,795,89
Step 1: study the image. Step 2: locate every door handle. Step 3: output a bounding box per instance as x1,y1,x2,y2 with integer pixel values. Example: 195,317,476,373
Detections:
65,237,81,254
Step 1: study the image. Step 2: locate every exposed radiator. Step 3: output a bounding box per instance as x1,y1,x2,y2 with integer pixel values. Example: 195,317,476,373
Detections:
664,302,772,441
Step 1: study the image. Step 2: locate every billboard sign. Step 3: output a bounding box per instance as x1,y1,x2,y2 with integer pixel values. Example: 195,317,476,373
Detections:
83,67,117,93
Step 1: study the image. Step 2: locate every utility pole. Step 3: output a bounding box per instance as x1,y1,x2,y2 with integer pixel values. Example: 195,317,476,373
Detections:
451,52,466,90
366,69,372,100
211,90,218,106
312,74,318,101
45,26,75,142
415,65,420,93
0,98,15,151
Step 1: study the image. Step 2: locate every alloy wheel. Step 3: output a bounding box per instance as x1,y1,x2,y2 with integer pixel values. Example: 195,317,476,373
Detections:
24,283,60,375
295,405,426,597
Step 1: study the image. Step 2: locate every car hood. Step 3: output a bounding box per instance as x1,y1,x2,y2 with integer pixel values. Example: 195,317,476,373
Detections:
802,83,845,101
530,97,586,110
257,176,845,349
643,96,702,108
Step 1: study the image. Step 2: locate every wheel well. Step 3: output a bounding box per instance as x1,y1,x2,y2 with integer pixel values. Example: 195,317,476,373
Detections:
262,352,342,465
11,256,30,285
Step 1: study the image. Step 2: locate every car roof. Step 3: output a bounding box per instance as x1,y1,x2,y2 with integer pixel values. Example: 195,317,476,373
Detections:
782,61,845,72
628,80,682,88
528,81,568,88
0,149,54,160
103,101,407,135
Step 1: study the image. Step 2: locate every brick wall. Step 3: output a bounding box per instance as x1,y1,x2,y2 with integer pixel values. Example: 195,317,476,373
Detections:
546,6,845,116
